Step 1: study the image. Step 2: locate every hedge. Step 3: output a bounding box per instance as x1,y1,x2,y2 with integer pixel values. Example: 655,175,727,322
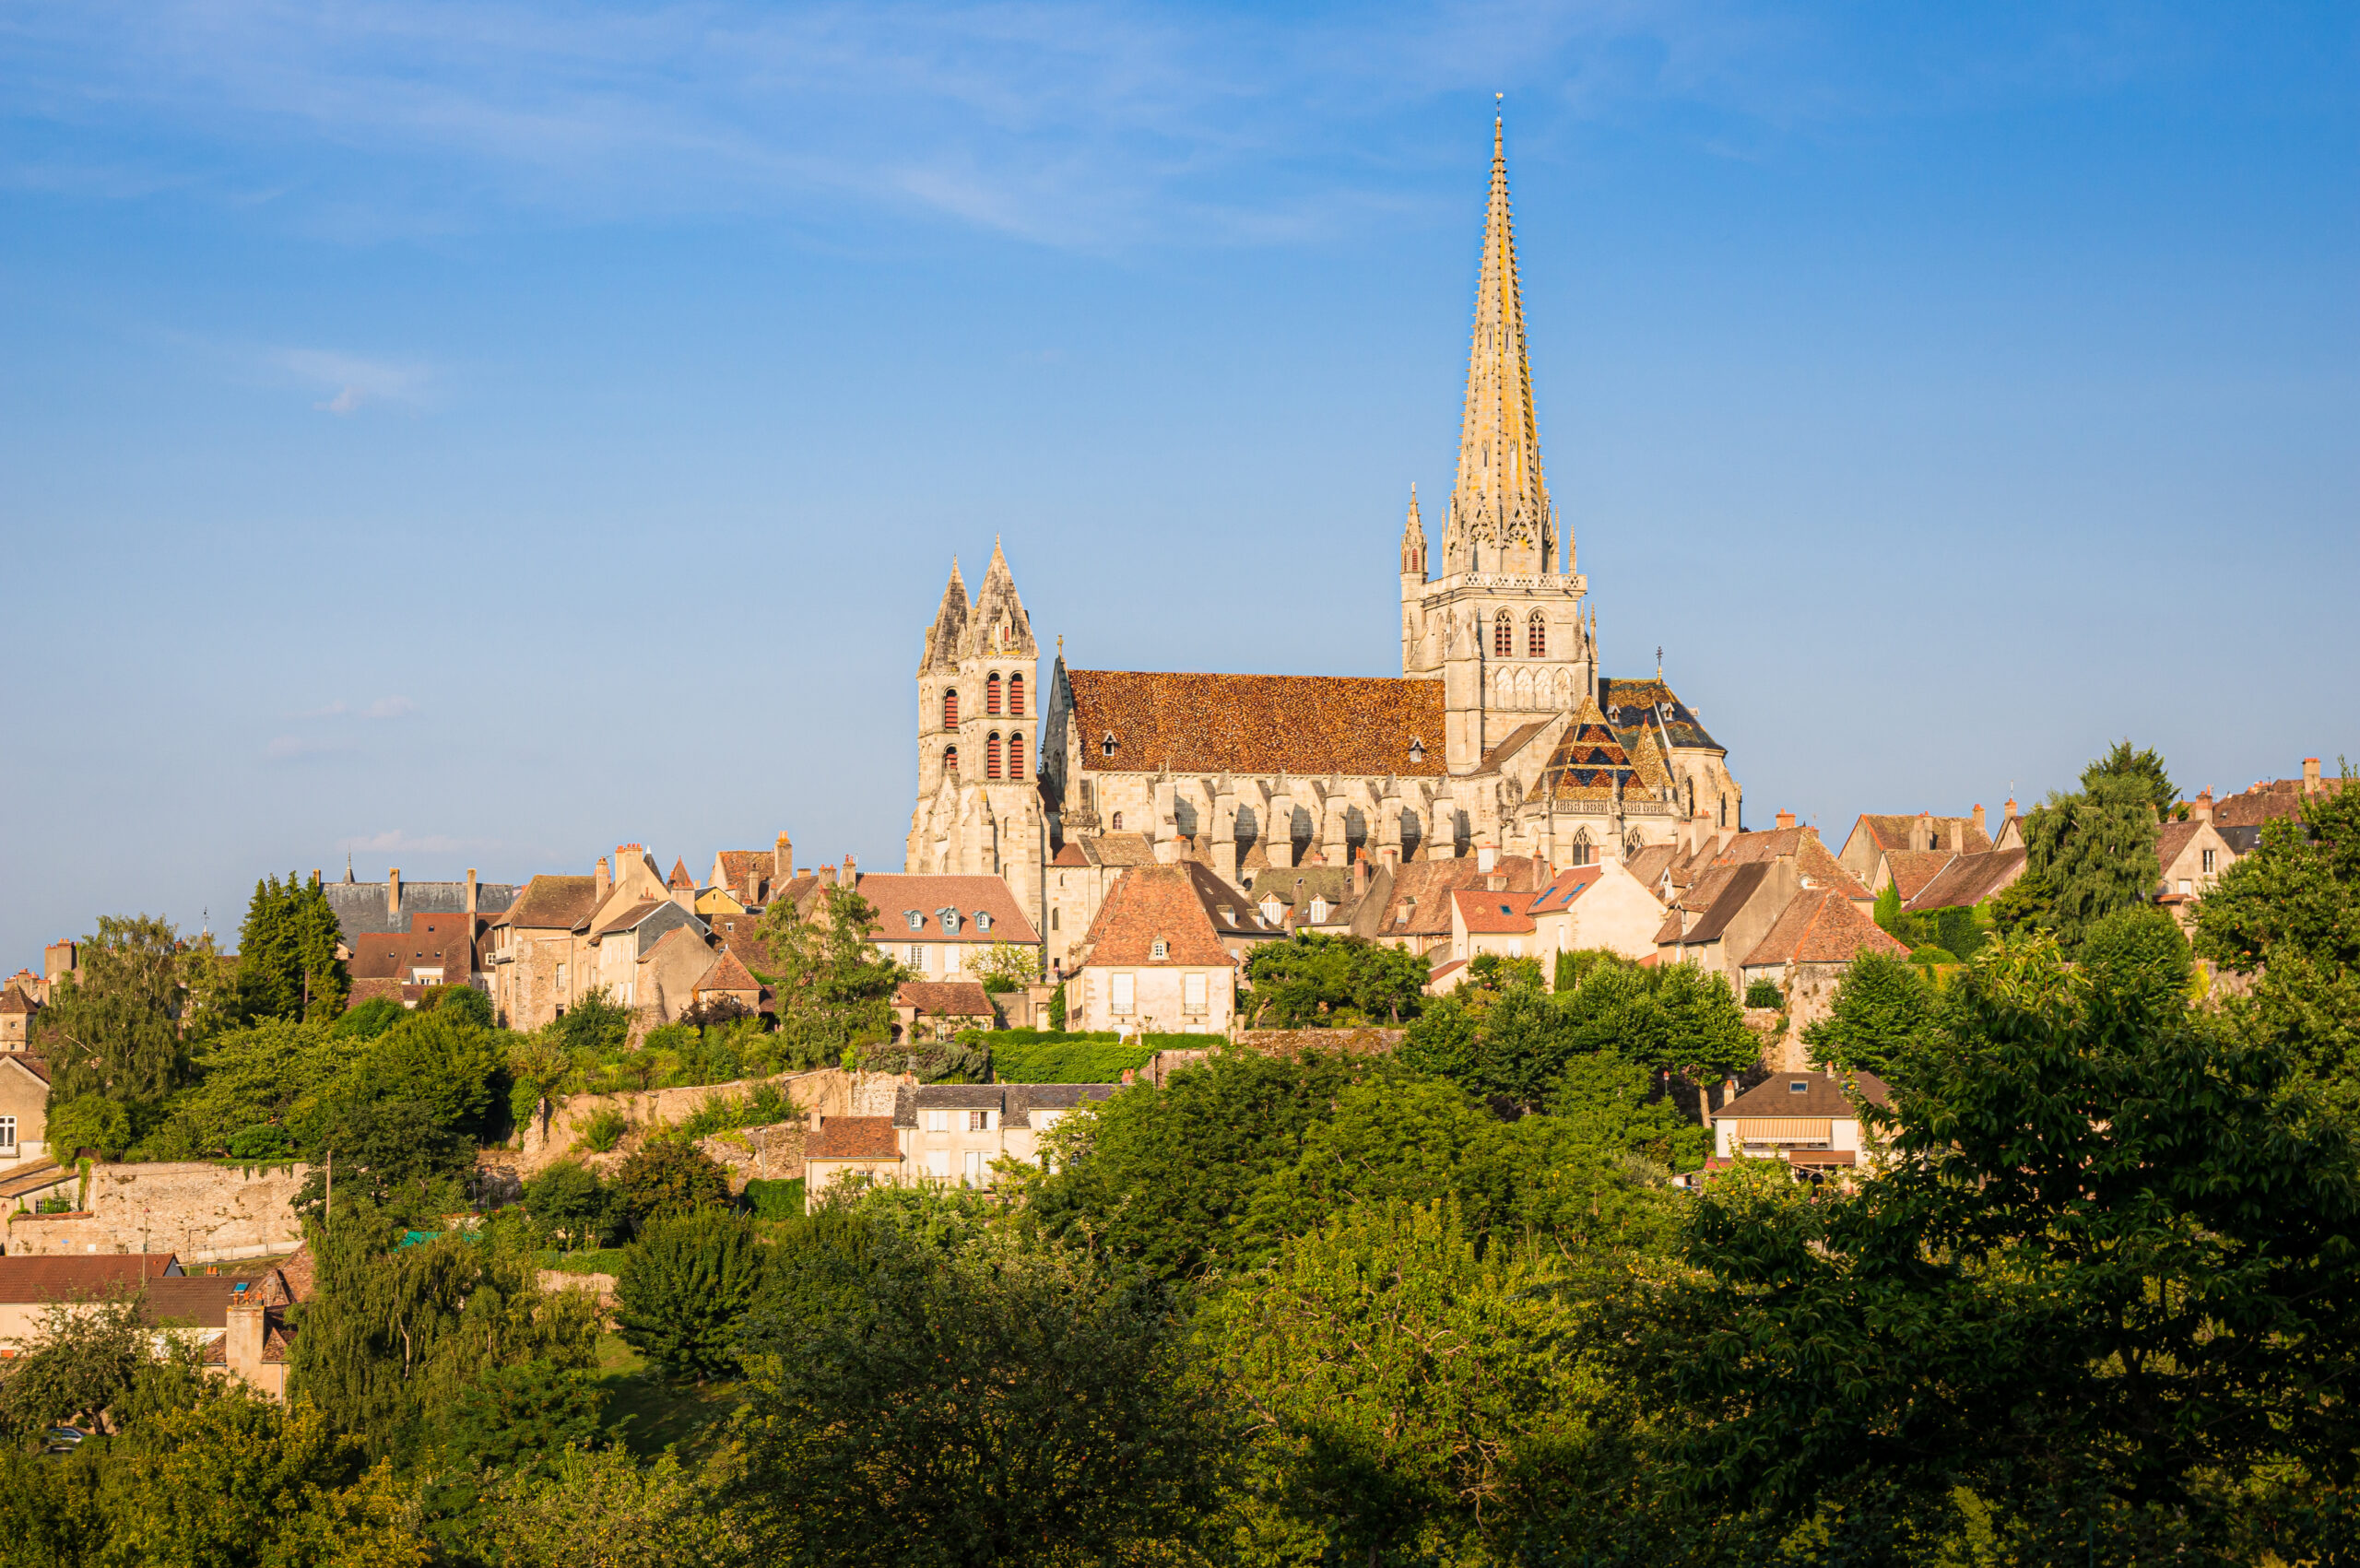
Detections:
743,1177,807,1220
990,1041,1158,1084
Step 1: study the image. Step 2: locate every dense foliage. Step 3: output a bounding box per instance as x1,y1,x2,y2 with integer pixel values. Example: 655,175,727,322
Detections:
1242,932,1430,1026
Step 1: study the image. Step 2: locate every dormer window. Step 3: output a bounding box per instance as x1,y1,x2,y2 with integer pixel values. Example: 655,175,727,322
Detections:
1102,731,1117,758
905,910,925,932
1409,737,1425,765
1260,897,1282,924
975,912,993,933
938,907,962,934
1308,898,1329,922
1150,937,1168,961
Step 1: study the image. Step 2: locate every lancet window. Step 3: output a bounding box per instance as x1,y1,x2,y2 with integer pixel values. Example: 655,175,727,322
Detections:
1493,611,1513,657
986,674,1003,715
986,732,1003,779
1528,611,1546,657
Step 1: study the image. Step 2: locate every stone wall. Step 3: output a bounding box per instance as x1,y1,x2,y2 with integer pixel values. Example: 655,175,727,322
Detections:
5,1161,307,1263
510,1067,906,1177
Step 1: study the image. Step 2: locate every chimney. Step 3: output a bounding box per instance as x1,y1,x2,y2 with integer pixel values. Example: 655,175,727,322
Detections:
595,856,612,901
773,831,793,883
1153,838,1179,865
820,864,835,886
224,1297,265,1384
1377,843,1400,872
1971,804,1986,835
839,855,857,889
1775,810,1796,831
310,868,321,888
386,868,401,918
1477,842,1496,874
42,941,75,983
796,867,809,881
2193,787,2213,823
2004,796,2018,819
1351,850,1369,899
1486,873,1507,892
2304,757,2322,796
465,868,478,914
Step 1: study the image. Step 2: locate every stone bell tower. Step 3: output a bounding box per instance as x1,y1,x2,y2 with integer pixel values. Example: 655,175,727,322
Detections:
906,539,1045,913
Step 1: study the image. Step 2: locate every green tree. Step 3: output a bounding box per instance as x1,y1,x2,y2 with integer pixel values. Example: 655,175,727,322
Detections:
1873,878,1903,934
730,1233,1229,1568
972,940,1039,996
43,1094,133,1161
615,1138,732,1226
758,887,905,1067
1990,865,2059,938
434,1359,605,1474
429,984,495,1029
288,1214,598,1460
616,1209,770,1382
1802,949,1936,1079
1018,1050,1371,1281
2023,748,2168,948
523,1160,626,1250
294,1100,473,1223
1658,934,2360,1556
1244,934,1427,1027
235,871,349,1022
162,1018,353,1158
466,1445,747,1568
33,914,191,1109
1210,1198,1624,1565
1742,976,1784,1009
0,1289,151,1435
550,986,631,1055
2084,737,2178,822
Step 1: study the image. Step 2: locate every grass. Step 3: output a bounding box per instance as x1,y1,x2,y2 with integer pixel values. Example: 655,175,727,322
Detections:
593,1332,742,1458
538,1246,631,1277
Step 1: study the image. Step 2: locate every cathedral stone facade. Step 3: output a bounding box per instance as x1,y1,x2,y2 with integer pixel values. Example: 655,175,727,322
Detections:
907,117,1743,958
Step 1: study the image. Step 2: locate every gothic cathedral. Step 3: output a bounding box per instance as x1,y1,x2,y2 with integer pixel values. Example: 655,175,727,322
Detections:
907,115,1744,935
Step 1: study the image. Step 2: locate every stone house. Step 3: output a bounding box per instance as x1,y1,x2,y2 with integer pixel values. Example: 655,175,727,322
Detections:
891,1082,1119,1188
802,1115,904,1207
708,833,800,911
0,1253,183,1347
1527,860,1670,964
1836,809,1994,888
1242,864,1354,935
0,1055,50,1165
2212,756,2346,855
807,867,1040,984
1656,860,1801,991
324,867,516,1005
1711,1069,1891,1175
1901,847,2026,917
1067,866,1238,1035
691,949,763,1018
1345,848,1552,956
485,873,603,1029
1043,831,1156,977
1735,890,1912,1067
0,986,34,1052
2154,795,2238,930
892,980,997,1042
586,898,711,1014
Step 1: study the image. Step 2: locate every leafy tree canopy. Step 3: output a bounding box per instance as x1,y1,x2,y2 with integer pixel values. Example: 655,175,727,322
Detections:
616,1209,770,1383
2024,746,2169,949
34,914,192,1109
757,887,904,1068
235,871,349,1023
615,1138,732,1226
1802,949,1936,1080
1243,933,1428,1027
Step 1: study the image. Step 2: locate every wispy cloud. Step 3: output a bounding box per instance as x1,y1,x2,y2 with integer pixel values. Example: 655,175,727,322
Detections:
272,348,431,414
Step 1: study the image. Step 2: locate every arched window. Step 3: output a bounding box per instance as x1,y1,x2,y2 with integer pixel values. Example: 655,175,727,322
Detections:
986,732,1003,779
944,746,960,774
1111,812,1123,830
1528,611,1546,657
1686,778,1696,817
1008,732,1026,778
942,689,959,728
1493,610,1513,657
1009,672,1024,715
986,674,1003,715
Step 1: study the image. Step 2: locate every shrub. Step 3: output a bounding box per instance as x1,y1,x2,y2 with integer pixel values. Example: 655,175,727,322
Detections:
1047,982,1068,1030
523,1160,626,1250
664,1081,794,1145
744,1177,807,1220
227,1123,293,1161
428,985,495,1029
329,996,407,1040
616,1139,732,1226
993,1041,1157,1084
573,1108,630,1154
1910,946,1961,967
615,1209,769,1381
1743,978,1785,1009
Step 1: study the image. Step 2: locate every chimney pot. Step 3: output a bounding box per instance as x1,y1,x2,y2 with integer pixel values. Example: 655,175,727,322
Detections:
1351,854,1370,898
2193,787,2213,823
1971,804,1986,833
1775,809,1796,831
595,856,612,901
839,855,857,889
2005,796,2018,817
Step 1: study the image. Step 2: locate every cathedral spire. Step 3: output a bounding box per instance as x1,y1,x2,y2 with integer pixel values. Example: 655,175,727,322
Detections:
1444,111,1552,577
1399,484,1427,577
921,557,970,672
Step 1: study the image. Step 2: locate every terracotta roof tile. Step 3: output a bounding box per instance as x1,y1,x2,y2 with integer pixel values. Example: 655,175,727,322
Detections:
1716,826,1872,902
667,857,696,890
1599,677,1721,752
1452,887,1536,933
2154,820,2210,874
1066,669,1444,778
856,874,1040,946
1742,889,1909,968
1346,855,1549,941
1882,850,1955,902
0,989,31,1015
1528,866,1605,912
1526,694,1638,803
1622,843,1677,890
895,980,996,1017
696,949,761,996
806,1116,902,1162
1076,866,1235,968
496,875,602,932
1717,1069,1889,1121
1904,848,2027,913
0,1254,179,1300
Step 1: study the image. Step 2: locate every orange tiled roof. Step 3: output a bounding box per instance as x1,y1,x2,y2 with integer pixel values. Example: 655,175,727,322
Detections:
1076,866,1235,968
1348,855,1550,941
807,1116,902,1162
495,875,602,932
1716,826,1871,902
667,857,696,890
1742,889,1909,968
1065,669,1445,778
1452,887,1535,934
1904,848,2027,913
1882,850,1954,902
895,980,996,1018
696,949,761,996
856,874,1040,946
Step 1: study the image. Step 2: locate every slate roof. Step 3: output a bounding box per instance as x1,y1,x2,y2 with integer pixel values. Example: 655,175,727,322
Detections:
0,1254,181,1300
1741,890,1909,968
1599,677,1722,753
1243,867,1352,911
1717,1070,1890,1121
1075,866,1236,968
857,874,1040,946
891,1082,1118,1127
1064,669,1445,778
1453,888,1536,934
1882,850,1955,902
895,980,996,1017
1178,861,1282,940
806,1116,902,1161
1716,826,1871,902
324,878,516,939
493,875,602,932
1904,848,2026,913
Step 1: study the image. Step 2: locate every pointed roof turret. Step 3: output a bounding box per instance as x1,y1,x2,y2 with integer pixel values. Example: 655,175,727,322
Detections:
1399,485,1427,577
965,537,1036,661
920,558,970,673
667,857,695,891
1444,112,1553,577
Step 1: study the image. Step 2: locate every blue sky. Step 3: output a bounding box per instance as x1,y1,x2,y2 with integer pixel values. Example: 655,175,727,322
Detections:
3,1,2354,963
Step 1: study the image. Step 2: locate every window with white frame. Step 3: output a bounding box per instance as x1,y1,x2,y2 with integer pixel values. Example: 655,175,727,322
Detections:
2178,878,2192,896
967,1110,993,1132
2202,848,2216,874
924,1109,952,1133
1111,973,1135,1015
1150,937,1167,961
1183,973,1208,1014
926,1149,950,1179
907,945,928,969
0,1116,14,1151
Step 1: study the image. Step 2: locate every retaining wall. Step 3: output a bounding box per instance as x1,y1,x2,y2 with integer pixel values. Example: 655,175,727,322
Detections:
5,1161,307,1262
